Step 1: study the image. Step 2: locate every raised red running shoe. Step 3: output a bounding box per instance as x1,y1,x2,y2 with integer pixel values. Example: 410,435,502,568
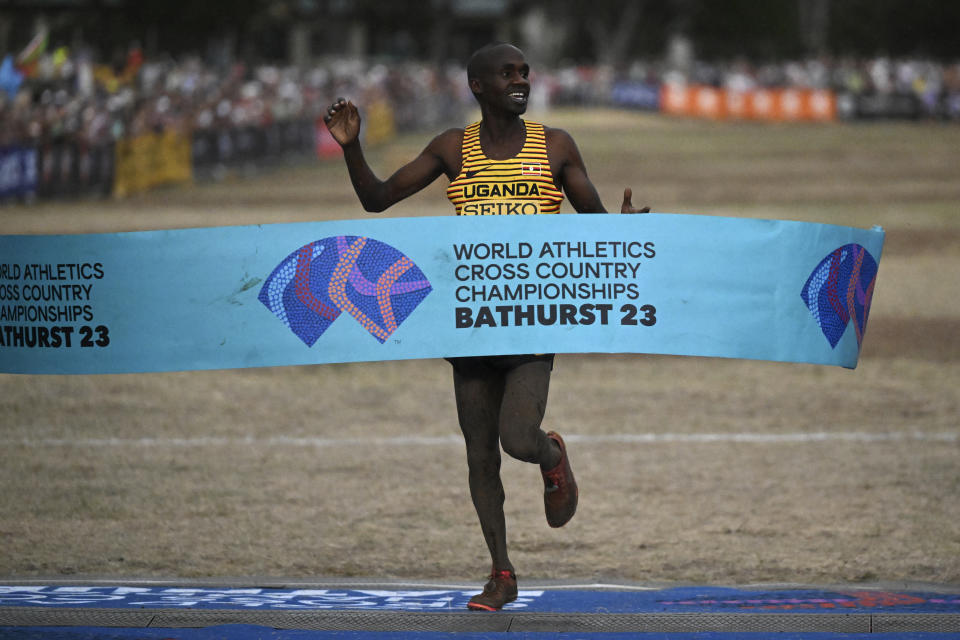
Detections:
541,430,578,528
467,569,518,611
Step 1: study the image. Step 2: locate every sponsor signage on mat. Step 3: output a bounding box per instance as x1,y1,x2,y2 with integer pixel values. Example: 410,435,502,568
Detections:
0,586,954,613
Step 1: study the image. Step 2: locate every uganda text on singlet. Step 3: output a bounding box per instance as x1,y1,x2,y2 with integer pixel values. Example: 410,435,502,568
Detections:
447,121,564,215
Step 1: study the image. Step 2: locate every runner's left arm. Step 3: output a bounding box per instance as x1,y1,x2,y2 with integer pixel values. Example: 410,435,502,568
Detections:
548,129,649,214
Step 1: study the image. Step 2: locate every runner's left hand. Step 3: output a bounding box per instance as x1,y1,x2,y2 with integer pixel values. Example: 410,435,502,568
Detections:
621,188,650,214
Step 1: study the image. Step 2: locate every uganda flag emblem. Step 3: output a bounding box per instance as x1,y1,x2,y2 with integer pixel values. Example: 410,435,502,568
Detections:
521,162,541,176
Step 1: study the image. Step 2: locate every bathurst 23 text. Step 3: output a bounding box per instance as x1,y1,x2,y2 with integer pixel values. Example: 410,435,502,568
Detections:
451,239,657,330
0,262,111,349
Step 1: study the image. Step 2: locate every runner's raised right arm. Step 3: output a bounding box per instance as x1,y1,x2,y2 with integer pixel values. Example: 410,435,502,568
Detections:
324,98,460,212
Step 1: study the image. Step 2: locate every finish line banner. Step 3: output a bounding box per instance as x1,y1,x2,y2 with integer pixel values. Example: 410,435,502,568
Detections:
0,214,884,374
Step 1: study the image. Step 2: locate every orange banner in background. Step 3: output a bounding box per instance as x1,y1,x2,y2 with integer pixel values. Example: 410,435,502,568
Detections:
661,84,836,122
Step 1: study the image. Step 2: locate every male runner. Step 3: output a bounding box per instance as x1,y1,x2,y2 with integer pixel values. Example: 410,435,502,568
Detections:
324,43,648,611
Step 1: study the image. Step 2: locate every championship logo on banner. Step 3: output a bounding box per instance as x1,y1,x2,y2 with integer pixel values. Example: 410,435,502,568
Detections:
801,244,879,349
259,236,432,345
0,214,884,374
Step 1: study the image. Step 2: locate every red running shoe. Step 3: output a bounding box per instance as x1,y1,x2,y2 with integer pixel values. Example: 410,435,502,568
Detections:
541,431,578,528
467,569,518,611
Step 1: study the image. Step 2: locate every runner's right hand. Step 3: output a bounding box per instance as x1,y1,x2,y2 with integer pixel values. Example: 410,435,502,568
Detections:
323,98,361,147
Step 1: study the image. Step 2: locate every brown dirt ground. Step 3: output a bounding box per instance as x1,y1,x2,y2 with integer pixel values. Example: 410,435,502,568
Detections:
1,110,958,586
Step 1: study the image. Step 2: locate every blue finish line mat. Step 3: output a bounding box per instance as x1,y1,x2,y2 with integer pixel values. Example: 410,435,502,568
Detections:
3,585,959,638
2,585,958,613
2,628,959,640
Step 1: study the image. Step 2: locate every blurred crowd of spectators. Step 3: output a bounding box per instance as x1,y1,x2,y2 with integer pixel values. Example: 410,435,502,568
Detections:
619,56,960,117
0,47,470,152
551,56,960,118
2,45,960,153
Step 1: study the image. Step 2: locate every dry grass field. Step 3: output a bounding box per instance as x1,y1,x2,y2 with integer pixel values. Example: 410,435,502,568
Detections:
1,109,958,587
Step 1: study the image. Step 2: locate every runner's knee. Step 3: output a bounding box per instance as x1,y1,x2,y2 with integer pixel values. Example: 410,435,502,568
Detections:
499,424,542,463
464,438,501,476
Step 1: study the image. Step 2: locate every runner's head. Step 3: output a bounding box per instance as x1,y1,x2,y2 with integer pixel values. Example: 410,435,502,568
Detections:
466,43,530,114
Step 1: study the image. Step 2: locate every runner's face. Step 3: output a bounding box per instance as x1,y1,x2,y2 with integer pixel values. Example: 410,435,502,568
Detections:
476,47,530,114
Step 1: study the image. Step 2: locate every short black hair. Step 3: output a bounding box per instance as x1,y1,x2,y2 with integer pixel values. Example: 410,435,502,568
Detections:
466,43,521,82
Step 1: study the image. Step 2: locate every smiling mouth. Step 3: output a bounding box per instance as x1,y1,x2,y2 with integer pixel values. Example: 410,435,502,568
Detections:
509,91,528,104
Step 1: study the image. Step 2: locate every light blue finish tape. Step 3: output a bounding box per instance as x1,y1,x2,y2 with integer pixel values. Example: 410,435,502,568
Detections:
0,214,884,374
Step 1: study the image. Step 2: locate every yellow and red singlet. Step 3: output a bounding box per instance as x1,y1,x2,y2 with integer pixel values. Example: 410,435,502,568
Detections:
447,121,564,215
